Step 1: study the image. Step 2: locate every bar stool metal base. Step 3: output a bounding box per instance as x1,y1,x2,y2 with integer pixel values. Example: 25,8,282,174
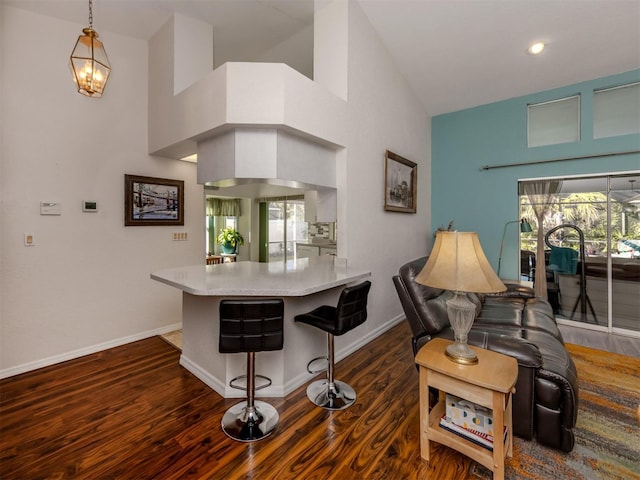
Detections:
221,400,279,442
306,379,356,410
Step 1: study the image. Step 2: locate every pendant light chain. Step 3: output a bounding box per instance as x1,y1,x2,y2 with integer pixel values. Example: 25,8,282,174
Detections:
88,0,93,29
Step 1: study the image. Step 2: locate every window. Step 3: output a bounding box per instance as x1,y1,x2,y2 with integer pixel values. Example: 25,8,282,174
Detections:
206,215,238,255
205,197,241,255
593,82,640,139
527,95,580,148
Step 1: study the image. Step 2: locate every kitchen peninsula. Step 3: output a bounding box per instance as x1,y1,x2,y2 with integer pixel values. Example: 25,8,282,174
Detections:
151,256,371,398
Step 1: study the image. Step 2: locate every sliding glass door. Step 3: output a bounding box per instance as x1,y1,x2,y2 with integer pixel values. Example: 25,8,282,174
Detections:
519,173,640,336
260,198,307,263
610,176,640,332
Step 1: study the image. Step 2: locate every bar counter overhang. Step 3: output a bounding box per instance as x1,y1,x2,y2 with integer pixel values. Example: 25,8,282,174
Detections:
151,256,371,398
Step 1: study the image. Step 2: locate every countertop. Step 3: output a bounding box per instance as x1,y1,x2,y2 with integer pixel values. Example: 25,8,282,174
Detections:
151,256,370,296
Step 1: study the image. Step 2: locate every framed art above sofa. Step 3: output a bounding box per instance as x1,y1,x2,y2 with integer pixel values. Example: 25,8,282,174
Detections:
384,150,417,213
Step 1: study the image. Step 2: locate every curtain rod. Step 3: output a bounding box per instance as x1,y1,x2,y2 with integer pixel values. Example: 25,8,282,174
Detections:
481,150,639,171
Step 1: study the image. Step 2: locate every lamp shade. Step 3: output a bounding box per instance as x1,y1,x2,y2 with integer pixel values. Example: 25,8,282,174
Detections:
416,231,506,293
520,219,533,233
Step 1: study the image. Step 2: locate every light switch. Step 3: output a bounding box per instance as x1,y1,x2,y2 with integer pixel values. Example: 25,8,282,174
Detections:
24,233,35,246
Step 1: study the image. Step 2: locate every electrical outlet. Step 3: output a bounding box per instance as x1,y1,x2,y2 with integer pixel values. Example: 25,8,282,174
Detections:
173,232,188,241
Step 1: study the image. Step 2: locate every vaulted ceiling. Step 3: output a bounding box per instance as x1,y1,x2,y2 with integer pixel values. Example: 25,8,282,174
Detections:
5,0,639,116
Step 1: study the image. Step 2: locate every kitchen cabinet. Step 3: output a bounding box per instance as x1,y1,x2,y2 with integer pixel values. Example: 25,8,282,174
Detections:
319,246,337,256
297,244,320,258
296,243,337,258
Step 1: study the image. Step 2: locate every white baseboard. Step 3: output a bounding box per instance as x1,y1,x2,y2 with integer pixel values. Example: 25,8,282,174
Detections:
180,353,304,398
1,315,405,384
0,322,182,380
178,315,405,398
179,355,229,397
335,313,405,364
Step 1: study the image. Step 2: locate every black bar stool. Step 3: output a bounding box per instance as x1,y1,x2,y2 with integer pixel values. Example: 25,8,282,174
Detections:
219,299,284,442
295,280,371,410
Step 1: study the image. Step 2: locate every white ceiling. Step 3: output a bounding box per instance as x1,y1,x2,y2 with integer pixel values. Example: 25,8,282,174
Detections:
5,0,640,116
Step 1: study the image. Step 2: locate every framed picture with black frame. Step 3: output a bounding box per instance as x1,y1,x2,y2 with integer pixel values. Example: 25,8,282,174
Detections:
124,174,184,226
384,150,417,213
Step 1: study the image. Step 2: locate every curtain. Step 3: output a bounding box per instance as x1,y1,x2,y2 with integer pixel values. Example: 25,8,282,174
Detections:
520,180,563,298
206,198,241,217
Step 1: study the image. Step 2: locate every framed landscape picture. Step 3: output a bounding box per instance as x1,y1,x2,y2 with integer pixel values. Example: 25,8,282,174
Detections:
124,174,184,226
384,150,417,213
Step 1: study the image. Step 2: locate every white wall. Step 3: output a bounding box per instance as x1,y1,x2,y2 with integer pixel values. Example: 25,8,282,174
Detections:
0,7,204,376
173,13,214,95
257,23,314,80
339,1,431,345
0,2,431,377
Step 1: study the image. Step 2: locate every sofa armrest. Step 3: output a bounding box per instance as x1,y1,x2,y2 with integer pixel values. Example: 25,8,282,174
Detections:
486,282,535,299
535,368,578,452
431,328,543,369
393,275,429,340
472,331,544,368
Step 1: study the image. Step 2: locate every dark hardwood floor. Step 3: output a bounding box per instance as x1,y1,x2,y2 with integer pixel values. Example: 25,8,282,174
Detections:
0,322,473,480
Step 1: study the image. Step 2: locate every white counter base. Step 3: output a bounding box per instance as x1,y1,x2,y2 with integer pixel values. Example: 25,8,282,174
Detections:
151,257,371,398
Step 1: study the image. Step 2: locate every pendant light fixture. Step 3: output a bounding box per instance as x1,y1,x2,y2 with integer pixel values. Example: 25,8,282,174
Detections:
69,0,111,97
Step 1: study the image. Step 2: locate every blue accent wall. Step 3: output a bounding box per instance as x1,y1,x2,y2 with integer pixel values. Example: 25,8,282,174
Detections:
431,70,640,279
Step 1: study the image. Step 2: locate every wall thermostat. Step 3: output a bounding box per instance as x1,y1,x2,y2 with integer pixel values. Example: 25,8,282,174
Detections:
83,201,98,212
40,202,61,215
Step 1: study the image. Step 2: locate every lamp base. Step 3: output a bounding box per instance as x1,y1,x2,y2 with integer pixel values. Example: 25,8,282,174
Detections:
445,341,478,365
445,292,480,365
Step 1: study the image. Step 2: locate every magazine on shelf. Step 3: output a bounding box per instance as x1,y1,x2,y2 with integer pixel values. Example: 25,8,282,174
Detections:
439,415,507,451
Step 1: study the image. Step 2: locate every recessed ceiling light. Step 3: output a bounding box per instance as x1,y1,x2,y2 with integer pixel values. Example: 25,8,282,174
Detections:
528,42,545,55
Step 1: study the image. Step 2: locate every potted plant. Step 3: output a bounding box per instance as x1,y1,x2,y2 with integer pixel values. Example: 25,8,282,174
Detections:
216,227,244,254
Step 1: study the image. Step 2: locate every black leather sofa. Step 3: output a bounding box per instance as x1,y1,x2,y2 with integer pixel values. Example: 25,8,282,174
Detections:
393,257,579,452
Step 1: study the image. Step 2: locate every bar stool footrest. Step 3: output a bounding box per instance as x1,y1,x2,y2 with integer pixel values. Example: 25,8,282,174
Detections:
229,374,273,391
306,356,329,375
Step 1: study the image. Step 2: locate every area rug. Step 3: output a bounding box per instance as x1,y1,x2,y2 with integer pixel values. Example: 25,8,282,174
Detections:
471,343,640,480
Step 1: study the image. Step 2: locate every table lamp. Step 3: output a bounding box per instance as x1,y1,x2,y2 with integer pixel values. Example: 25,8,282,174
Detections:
415,231,506,364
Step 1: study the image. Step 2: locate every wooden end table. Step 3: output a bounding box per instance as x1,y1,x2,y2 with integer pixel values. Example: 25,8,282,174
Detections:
415,338,518,480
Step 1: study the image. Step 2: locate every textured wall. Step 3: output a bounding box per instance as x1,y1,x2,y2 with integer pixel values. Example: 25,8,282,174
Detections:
1,6,204,376
432,70,640,279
